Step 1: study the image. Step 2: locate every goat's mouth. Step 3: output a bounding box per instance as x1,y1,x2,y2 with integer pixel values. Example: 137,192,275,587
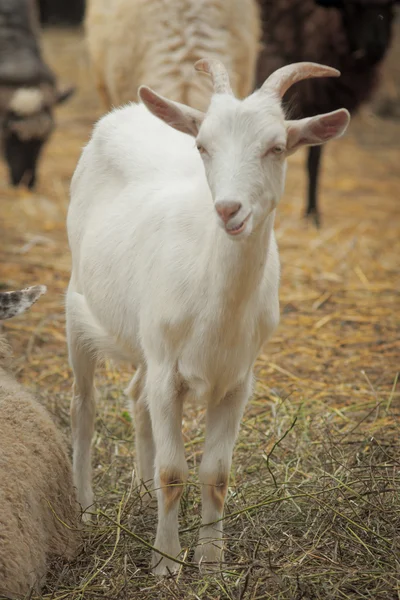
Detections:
225,212,251,236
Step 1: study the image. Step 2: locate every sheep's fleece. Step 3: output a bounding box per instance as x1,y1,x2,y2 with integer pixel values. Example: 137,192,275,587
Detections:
0,288,79,598
85,0,260,111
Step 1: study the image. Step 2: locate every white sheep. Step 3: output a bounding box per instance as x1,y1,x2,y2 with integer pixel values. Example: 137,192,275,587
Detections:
0,285,79,598
66,58,350,574
84,0,260,111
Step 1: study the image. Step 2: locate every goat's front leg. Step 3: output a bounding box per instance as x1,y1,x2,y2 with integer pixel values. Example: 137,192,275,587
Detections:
146,366,188,575
194,377,252,568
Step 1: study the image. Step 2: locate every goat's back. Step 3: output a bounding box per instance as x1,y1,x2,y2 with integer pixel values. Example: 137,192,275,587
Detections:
68,102,212,327
69,103,208,245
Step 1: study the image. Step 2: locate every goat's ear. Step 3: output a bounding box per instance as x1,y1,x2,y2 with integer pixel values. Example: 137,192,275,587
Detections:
0,285,46,321
139,86,204,137
286,109,350,154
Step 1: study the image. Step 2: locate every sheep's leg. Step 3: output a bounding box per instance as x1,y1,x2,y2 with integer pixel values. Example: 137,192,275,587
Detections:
194,377,252,567
126,367,156,501
305,145,322,227
146,367,188,575
66,296,97,521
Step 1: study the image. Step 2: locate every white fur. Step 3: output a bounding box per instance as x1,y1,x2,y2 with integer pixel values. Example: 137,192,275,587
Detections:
9,87,43,115
85,0,261,110
66,69,349,573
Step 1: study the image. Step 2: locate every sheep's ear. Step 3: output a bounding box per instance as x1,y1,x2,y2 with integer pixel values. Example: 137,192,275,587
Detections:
139,85,204,137
0,285,46,321
286,109,350,154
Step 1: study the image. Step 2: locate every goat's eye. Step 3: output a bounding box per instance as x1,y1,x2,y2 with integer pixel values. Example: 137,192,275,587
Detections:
272,145,285,155
196,143,207,155
262,145,286,158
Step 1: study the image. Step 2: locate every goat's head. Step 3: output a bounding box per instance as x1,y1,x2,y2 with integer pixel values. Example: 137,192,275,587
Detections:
0,285,46,321
139,60,350,239
2,84,75,189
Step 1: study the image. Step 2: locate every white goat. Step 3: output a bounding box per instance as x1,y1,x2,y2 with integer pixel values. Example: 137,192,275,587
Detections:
66,58,350,574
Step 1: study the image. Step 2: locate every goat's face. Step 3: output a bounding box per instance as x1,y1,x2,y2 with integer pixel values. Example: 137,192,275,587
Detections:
139,60,350,239
191,94,287,240
194,93,287,238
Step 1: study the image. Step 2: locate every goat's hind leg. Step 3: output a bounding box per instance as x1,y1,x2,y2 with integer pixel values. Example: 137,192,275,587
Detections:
66,290,97,520
126,366,156,503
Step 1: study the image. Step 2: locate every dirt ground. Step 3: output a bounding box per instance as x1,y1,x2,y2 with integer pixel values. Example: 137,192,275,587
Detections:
0,25,400,600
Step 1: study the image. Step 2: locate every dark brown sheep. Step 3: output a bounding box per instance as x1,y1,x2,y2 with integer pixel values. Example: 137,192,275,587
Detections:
256,0,397,225
38,0,86,26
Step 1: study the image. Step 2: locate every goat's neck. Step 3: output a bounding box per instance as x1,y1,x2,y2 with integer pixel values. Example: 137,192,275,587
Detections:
206,211,275,313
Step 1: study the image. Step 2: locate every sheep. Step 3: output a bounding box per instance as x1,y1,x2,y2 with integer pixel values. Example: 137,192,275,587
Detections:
371,8,400,119
66,57,350,574
0,285,79,598
0,0,75,189
84,0,260,111
256,0,396,225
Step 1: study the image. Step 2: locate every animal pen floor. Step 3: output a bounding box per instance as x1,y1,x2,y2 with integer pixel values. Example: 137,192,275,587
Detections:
1,27,400,600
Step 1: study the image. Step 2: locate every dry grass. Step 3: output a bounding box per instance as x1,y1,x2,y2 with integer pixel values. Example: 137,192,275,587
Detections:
0,26,399,600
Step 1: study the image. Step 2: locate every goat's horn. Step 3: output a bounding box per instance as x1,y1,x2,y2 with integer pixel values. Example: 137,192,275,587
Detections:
261,62,340,98
194,58,233,95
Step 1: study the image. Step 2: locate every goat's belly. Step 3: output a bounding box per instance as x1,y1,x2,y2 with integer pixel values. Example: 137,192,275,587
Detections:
177,341,258,402
76,289,143,366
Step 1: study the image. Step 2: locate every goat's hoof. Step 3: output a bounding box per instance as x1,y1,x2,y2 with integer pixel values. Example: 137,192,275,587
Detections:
81,510,93,523
193,543,223,570
77,489,94,522
151,551,181,576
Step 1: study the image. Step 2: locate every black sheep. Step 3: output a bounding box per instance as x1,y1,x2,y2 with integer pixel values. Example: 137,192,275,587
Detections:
0,0,75,189
37,0,85,26
256,0,397,225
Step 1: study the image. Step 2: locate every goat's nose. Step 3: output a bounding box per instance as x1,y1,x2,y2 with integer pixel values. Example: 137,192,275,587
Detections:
215,200,242,223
